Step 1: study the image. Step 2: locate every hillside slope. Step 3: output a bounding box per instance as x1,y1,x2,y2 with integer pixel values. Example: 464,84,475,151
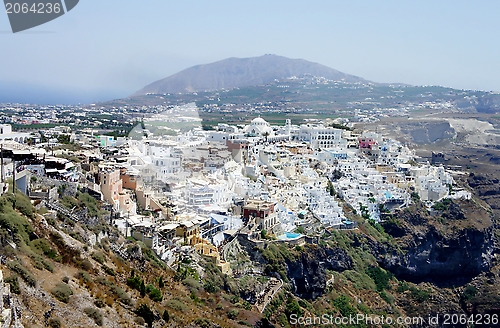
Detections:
133,54,368,95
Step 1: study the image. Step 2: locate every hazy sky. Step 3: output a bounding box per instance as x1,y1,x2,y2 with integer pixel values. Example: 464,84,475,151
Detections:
1,0,499,104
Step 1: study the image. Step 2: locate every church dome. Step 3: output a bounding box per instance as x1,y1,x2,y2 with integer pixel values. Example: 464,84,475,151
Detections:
244,117,272,135
251,117,269,126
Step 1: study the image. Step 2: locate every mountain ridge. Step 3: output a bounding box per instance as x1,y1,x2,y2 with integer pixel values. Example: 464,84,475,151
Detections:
132,54,369,96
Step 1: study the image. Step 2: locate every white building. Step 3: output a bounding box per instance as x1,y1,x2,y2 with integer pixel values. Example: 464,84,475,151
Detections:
298,124,346,149
244,117,273,136
0,124,31,143
412,165,453,201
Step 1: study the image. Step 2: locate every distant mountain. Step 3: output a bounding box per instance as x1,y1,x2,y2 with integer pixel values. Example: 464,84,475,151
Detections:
132,54,369,96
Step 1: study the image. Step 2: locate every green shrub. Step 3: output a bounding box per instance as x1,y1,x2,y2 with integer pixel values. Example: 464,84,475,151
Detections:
182,277,202,290
81,259,93,271
126,276,142,290
162,309,170,322
44,260,55,272
60,195,79,211
194,318,211,328
366,267,392,291
285,297,304,317
135,304,155,327
379,290,393,304
45,215,57,227
111,285,132,306
227,309,239,319
91,251,105,265
138,242,165,269
0,195,33,244
126,275,146,297
31,255,54,272
4,275,20,294
357,303,371,314
146,284,162,302
410,286,430,302
69,231,84,243
166,299,189,312
261,229,267,239
13,191,35,218
102,265,116,276
342,270,376,290
32,238,58,259
95,276,113,287
396,281,409,293
331,295,356,316
461,285,478,302
52,283,73,303
410,192,420,202
84,307,103,326
298,299,313,312
190,290,200,303
204,280,219,293
77,192,100,217
230,295,240,304
48,318,61,328
76,270,91,282
432,199,452,211
7,260,36,287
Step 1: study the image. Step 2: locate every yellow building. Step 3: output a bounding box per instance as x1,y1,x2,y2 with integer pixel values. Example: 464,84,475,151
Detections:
195,242,231,275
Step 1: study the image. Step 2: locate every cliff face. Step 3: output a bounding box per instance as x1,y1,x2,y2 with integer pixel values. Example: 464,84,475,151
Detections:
379,198,499,287
234,234,353,301
285,247,352,299
381,225,497,286
230,182,499,322
468,174,500,210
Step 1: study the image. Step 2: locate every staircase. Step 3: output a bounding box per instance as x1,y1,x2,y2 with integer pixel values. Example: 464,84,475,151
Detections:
45,201,81,223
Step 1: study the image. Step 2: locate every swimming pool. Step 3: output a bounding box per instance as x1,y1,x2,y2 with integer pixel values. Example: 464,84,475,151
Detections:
278,233,302,240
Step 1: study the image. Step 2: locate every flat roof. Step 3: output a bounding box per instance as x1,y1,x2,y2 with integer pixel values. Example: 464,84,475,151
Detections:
159,223,179,231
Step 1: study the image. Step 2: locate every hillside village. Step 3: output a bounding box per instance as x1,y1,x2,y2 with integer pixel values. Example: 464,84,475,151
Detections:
0,103,475,326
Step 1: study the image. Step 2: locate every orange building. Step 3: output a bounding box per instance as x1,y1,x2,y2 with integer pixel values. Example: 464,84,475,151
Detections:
120,168,138,190
99,166,135,214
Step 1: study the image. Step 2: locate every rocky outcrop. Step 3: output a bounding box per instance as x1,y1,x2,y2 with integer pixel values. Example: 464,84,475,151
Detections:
468,174,500,210
126,243,145,262
454,93,500,114
400,121,456,144
285,247,352,299
468,174,500,197
235,233,353,300
381,226,497,286
378,201,499,287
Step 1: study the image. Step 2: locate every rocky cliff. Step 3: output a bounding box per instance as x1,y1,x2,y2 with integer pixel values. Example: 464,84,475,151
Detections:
379,199,499,287
285,246,352,299
382,224,497,286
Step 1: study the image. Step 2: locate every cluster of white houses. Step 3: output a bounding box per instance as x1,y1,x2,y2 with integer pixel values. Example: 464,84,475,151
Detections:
86,109,464,269
1,110,467,273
